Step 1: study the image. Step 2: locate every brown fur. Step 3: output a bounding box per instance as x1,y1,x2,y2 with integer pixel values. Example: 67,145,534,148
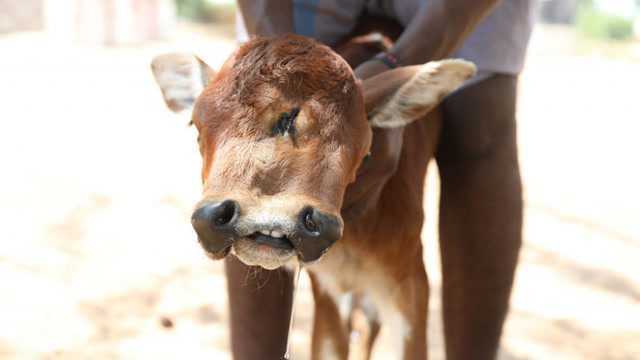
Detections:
212,36,436,359
155,33,468,359
198,35,439,359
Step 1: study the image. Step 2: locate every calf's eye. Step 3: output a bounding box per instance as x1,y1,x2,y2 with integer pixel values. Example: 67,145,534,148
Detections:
272,107,300,136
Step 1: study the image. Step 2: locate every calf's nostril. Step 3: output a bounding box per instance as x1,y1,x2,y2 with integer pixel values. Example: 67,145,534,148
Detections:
302,207,319,233
191,200,239,257
294,207,342,263
212,200,238,227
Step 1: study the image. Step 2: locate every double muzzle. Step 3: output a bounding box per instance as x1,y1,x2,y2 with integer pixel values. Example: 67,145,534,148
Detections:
191,200,342,263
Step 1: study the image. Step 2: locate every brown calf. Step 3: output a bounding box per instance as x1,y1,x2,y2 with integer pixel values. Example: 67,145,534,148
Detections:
151,34,475,359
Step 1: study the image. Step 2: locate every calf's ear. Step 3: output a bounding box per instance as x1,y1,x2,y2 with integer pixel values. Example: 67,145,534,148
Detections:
150,53,215,113
363,59,476,128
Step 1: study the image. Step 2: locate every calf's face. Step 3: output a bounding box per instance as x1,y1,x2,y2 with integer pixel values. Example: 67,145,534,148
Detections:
151,35,475,269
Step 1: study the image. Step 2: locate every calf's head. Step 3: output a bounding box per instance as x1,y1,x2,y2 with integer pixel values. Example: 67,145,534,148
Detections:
151,35,475,269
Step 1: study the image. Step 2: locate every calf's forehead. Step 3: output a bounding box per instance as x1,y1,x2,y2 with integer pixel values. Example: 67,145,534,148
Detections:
194,35,364,131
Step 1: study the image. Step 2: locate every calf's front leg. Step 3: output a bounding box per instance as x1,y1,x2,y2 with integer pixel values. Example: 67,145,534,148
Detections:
377,252,429,360
309,272,351,360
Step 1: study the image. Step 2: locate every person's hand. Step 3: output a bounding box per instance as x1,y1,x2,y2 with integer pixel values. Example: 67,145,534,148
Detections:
343,59,404,218
354,58,390,80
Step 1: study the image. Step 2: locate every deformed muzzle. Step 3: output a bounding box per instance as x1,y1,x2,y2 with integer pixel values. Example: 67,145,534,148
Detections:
191,200,342,264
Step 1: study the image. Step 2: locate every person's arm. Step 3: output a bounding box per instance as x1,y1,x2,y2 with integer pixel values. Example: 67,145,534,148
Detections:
345,0,501,213
236,0,293,36
355,0,501,79
392,0,500,65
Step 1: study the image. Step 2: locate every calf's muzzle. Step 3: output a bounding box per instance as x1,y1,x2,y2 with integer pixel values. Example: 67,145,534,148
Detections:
191,200,343,263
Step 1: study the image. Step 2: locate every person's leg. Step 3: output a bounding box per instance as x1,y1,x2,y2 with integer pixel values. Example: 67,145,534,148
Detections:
225,256,294,360
436,74,522,360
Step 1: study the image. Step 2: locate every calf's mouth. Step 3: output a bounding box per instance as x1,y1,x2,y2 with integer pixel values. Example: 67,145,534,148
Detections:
248,230,295,250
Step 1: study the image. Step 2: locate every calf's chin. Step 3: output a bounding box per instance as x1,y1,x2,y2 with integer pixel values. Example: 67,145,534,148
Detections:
233,238,298,270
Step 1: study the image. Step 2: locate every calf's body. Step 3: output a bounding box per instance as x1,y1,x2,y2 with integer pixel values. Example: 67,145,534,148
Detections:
308,112,441,359
151,34,475,359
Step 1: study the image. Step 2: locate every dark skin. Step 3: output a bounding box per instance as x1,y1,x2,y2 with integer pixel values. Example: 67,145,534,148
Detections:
225,256,294,359
229,1,520,359
437,74,522,360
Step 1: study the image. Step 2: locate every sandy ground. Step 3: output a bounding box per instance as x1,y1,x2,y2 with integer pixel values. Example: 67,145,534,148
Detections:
0,23,638,359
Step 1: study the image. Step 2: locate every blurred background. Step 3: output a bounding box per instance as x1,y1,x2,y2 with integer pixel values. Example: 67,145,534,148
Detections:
0,0,638,359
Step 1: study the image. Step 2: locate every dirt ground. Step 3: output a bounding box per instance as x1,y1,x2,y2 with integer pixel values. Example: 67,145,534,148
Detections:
0,23,638,359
